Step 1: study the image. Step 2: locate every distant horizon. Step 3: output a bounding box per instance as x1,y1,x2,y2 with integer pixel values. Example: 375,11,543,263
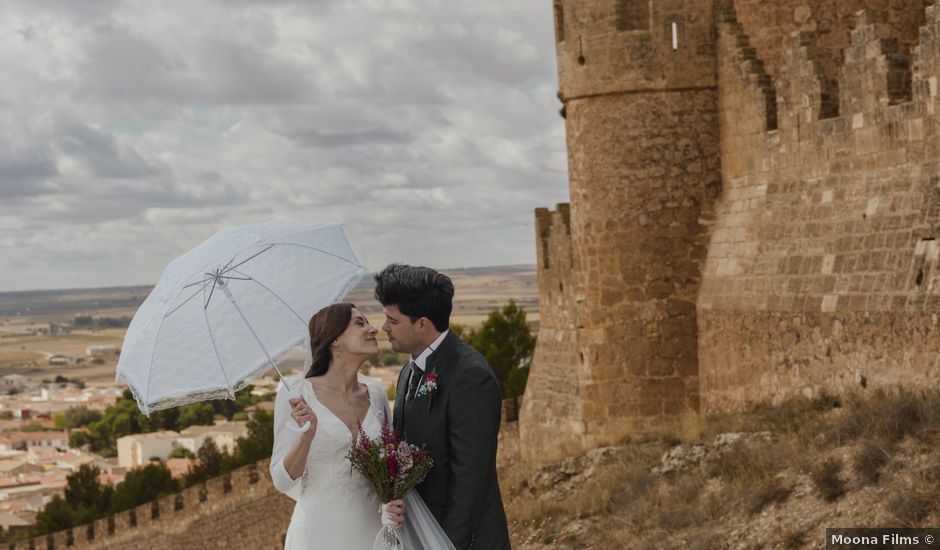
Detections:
0,263,538,296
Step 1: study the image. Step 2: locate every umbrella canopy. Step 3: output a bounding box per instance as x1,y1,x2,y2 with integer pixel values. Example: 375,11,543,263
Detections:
116,219,367,415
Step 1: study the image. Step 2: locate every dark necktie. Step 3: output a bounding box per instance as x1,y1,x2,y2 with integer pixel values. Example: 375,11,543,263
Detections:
405,362,423,409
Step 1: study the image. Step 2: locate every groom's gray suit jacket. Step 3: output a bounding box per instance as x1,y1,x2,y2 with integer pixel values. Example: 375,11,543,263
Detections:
393,331,511,550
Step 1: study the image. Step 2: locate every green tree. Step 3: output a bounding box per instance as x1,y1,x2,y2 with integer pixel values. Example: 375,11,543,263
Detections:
466,300,536,399
233,410,274,466
110,462,179,513
63,464,112,522
178,402,215,430
169,446,195,459
185,437,227,486
198,437,224,474
34,495,73,534
449,323,467,340
62,407,103,430
69,430,89,449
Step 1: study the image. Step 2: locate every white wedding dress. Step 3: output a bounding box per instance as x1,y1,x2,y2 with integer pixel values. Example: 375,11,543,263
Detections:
271,371,457,550
271,373,386,549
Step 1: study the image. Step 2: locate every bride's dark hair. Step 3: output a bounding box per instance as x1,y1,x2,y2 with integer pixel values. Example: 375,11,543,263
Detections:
306,303,355,378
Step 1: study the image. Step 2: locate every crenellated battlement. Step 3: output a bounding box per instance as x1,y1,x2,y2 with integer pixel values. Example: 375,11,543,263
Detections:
9,460,293,550
718,4,778,132
522,204,582,462
719,7,933,149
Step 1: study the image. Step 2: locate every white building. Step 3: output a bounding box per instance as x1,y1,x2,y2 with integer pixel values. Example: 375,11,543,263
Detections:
47,354,82,366
0,375,29,389
85,345,116,357
176,422,249,455
0,432,69,452
116,432,179,469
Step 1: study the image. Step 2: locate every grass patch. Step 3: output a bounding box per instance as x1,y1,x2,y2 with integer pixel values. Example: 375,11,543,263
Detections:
826,389,940,446
888,491,934,527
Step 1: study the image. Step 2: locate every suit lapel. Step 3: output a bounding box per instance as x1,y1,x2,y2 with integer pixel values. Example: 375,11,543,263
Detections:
398,332,460,435
425,331,458,379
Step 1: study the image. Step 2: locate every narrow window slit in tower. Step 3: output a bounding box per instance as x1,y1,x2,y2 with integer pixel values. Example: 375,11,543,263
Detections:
671,22,678,50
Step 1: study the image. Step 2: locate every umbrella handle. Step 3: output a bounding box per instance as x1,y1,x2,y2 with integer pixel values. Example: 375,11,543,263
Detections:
287,420,311,433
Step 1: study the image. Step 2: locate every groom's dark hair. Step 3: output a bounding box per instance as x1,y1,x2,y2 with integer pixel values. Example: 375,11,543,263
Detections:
374,264,454,332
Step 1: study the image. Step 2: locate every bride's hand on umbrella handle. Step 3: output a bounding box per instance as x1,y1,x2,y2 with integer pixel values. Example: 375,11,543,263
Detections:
287,396,315,434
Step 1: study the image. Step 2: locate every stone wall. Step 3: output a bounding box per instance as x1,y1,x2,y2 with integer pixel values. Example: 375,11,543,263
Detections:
519,205,583,461
698,5,940,410
564,89,719,440
730,0,927,85
553,0,718,99
525,0,940,462
10,461,293,550
523,0,722,460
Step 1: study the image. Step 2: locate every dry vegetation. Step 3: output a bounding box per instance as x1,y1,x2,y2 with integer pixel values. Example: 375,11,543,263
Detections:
501,388,940,549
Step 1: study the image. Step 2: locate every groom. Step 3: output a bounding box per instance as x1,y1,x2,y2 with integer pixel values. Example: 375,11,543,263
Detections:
375,264,511,550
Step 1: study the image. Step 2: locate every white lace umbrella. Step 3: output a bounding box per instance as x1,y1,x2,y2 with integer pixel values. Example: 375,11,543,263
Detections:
115,219,367,419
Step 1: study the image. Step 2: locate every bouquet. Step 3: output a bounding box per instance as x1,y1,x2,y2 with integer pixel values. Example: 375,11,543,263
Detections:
347,413,433,549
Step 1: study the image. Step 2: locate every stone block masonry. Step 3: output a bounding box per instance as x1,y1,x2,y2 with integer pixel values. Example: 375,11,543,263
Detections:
700,4,940,410
524,0,940,462
522,0,721,460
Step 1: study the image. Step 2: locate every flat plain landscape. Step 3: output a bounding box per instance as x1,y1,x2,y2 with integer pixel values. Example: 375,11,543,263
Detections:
0,265,538,387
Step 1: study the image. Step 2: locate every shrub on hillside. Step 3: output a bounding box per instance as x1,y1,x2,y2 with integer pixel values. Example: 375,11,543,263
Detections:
852,440,889,485
746,478,792,515
810,457,846,502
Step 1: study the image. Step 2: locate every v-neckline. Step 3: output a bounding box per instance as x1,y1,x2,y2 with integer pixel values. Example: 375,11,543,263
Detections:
306,376,374,440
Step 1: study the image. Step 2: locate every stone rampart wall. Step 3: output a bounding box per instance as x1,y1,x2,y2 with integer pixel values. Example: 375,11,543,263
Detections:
699,5,940,409
520,205,582,461
9,460,293,550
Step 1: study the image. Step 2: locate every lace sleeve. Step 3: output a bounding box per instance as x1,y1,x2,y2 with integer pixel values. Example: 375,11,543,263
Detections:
270,379,304,501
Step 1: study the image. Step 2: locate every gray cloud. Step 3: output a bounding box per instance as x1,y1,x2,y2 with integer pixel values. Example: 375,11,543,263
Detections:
55,122,163,179
0,0,569,292
288,128,412,149
0,157,58,197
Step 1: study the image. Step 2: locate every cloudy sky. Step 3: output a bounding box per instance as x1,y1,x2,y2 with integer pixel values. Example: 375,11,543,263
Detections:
0,0,568,292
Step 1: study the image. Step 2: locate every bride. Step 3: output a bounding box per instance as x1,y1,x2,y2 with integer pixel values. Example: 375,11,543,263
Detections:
270,302,454,549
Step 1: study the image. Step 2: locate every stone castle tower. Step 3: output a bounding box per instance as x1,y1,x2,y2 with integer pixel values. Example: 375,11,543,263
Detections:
522,0,940,461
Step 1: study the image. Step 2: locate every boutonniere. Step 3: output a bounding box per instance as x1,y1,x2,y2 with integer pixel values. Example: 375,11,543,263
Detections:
415,373,439,411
